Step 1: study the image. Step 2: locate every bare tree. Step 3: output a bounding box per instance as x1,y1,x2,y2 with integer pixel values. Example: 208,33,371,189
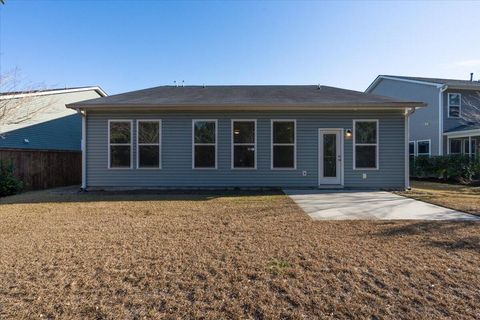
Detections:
0,68,57,131
462,91,480,123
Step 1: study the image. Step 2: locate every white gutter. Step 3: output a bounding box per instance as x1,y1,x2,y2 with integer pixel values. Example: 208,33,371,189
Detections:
405,107,416,190
438,85,448,155
79,110,87,190
0,86,107,100
443,128,480,138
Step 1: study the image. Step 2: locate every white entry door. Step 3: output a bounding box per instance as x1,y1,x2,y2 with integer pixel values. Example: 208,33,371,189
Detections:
319,129,343,186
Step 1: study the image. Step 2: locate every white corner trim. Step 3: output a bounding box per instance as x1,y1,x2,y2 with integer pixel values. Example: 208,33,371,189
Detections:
438,85,447,155
80,110,87,189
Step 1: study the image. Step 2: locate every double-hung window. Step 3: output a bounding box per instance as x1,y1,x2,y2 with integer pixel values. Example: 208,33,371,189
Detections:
448,93,461,118
109,120,132,169
417,140,431,157
193,120,217,169
353,120,378,170
137,120,161,168
272,120,296,169
232,120,256,169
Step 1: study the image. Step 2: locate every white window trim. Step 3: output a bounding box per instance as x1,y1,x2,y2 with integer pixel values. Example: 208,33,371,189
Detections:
416,139,431,156
271,119,297,170
353,119,379,170
409,140,417,156
108,119,133,169
231,119,257,170
192,119,218,169
136,119,162,169
447,92,461,118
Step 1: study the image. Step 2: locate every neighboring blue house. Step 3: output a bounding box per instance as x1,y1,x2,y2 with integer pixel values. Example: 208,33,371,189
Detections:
366,75,480,158
0,87,107,151
66,85,424,190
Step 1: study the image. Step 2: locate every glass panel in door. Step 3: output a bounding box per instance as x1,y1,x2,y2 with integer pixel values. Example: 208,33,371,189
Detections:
323,134,337,177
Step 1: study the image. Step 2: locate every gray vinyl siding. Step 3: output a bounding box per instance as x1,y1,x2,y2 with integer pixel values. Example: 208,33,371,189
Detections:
85,110,406,189
0,114,81,151
369,78,441,155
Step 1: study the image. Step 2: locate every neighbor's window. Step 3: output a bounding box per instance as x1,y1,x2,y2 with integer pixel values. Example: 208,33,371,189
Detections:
193,120,217,168
449,139,462,154
354,120,378,169
409,141,416,163
417,140,430,156
448,93,461,118
463,139,477,156
109,120,132,168
137,120,161,168
272,120,296,169
232,120,256,169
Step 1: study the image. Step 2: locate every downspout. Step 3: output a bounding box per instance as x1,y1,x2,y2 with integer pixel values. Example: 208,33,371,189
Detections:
438,85,448,155
78,109,87,190
405,107,416,190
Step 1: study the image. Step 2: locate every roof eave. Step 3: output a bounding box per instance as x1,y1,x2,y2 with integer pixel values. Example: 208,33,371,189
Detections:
67,102,425,111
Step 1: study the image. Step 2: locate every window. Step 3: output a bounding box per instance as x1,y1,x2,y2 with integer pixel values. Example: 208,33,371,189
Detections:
353,120,378,169
193,120,217,169
409,141,416,163
232,120,256,169
449,139,462,154
271,120,296,169
137,120,161,168
417,140,431,156
463,139,477,156
109,120,132,168
448,93,461,118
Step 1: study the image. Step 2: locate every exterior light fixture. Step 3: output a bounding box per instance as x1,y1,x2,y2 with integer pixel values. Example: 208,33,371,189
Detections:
345,129,352,138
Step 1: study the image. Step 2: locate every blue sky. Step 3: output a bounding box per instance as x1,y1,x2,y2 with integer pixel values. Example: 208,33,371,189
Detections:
1,0,480,95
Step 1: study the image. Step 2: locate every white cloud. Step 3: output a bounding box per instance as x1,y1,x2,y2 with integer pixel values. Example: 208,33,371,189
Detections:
454,59,480,67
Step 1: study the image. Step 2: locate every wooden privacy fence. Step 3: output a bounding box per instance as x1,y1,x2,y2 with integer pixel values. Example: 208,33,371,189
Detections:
0,149,81,190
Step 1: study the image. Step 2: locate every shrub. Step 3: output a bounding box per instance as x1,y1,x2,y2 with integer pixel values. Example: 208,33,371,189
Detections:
411,155,480,183
0,161,23,197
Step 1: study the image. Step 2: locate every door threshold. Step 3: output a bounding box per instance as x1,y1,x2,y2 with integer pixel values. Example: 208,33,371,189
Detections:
318,184,344,189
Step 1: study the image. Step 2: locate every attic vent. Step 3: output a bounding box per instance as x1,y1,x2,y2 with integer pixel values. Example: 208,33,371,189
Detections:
317,84,322,90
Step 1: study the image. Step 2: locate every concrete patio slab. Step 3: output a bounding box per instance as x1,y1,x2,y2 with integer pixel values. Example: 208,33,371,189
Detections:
284,189,479,221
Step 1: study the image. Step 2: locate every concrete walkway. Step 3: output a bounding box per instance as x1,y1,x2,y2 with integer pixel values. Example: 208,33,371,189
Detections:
284,189,479,221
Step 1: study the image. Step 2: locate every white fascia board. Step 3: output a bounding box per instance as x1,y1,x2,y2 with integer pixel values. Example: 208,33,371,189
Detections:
443,129,480,137
0,86,107,100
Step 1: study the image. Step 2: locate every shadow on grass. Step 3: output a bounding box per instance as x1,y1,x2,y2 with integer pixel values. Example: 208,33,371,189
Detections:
428,236,480,251
0,188,285,205
373,221,480,251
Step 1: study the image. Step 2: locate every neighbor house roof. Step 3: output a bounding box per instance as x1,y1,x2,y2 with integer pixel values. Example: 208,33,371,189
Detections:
366,75,480,92
0,86,107,99
67,85,425,110
444,123,480,137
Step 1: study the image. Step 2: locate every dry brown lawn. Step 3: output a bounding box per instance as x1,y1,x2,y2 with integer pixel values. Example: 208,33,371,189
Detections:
0,189,479,319
399,181,480,215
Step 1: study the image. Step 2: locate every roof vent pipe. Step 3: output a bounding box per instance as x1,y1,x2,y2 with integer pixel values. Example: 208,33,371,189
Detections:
182,80,184,87
174,80,177,87
470,73,474,81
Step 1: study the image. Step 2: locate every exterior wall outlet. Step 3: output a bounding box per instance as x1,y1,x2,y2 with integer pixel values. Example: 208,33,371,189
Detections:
362,173,367,179
302,170,307,176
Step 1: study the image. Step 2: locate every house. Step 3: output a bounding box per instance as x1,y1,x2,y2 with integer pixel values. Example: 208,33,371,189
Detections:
0,86,107,189
366,75,480,158
1,86,107,151
66,85,424,190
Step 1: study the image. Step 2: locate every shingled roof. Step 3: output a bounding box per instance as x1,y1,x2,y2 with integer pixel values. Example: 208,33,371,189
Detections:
67,85,424,110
